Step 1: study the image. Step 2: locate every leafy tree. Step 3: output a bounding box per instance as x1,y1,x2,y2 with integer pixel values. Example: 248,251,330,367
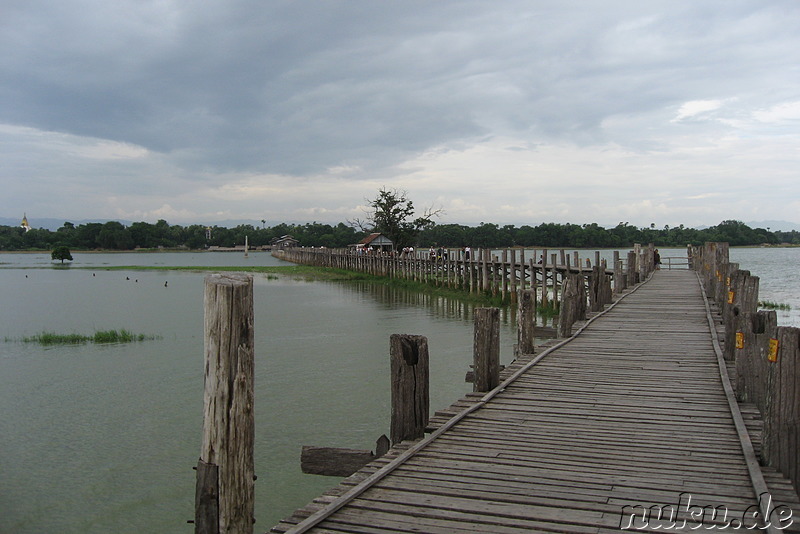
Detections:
353,187,442,248
51,246,73,263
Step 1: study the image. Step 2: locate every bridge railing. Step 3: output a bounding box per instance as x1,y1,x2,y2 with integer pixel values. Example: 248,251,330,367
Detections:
691,242,799,496
273,245,668,305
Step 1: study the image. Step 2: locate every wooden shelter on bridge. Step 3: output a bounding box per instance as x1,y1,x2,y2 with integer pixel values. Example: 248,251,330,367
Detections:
271,235,299,249
353,232,393,253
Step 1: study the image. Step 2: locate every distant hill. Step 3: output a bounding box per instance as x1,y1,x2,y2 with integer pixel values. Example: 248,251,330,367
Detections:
745,220,800,232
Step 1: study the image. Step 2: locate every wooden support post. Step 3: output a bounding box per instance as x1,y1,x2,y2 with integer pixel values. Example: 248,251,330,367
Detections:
724,270,759,361
721,262,740,318
627,251,637,286
390,334,429,444
473,308,500,392
714,242,730,306
198,274,255,534
763,326,800,493
736,310,777,405
517,289,536,356
501,250,508,301
551,253,559,305
541,248,549,308
613,251,623,294
588,265,599,312
509,249,517,301
558,273,586,338
195,460,219,534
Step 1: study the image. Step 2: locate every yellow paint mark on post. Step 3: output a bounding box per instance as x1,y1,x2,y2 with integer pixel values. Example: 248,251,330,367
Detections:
728,291,735,305
736,332,744,350
768,338,779,362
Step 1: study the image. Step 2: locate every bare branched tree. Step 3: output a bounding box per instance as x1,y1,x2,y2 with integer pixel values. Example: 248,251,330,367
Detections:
348,187,443,248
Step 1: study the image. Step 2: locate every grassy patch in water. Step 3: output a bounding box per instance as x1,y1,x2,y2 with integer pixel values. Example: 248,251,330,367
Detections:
537,302,560,319
758,300,792,311
10,329,160,345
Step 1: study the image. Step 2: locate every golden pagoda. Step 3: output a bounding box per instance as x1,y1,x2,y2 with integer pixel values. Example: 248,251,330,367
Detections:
21,213,31,232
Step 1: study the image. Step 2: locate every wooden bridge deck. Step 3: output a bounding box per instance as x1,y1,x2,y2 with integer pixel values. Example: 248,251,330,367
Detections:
271,270,799,533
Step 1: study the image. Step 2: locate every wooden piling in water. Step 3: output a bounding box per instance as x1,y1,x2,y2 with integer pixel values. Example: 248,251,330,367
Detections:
516,289,536,356
473,308,500,392
558,273,587,338
390,334,429,444
626,251,637,287
197,273,255,534
613,251,624,294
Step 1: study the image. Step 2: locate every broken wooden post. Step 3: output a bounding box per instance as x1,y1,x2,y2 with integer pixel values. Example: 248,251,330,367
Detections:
300,435,390,477
473,307,500,392
198,273,255,534
517,289,536,356
390,334,429,444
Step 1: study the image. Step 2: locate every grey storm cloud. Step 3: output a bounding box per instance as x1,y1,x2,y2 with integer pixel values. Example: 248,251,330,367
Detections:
3,1,791,172
2,0,799,226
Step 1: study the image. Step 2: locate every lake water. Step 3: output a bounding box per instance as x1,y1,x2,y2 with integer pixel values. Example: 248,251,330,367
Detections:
1,247,797,533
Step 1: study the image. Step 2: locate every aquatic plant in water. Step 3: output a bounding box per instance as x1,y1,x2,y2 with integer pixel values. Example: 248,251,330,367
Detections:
758,300,792,311
11,329,160,345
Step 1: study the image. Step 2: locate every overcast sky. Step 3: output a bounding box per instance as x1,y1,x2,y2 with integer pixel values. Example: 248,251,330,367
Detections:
2,0,799,229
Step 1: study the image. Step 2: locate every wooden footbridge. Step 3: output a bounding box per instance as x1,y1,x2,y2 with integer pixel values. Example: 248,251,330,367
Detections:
266,268,799,533
193,244,799,533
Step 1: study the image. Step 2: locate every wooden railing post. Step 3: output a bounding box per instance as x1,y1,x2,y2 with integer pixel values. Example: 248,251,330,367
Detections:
390,334,429,444
763,326,800,493
724,270,759,361
516,289,536,356
735,310,777,406
198,274,255,534
473,308,500,392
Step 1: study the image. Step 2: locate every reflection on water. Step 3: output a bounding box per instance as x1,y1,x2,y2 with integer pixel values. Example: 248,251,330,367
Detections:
729,247,800,327
355,281,515,324
0,252,521,534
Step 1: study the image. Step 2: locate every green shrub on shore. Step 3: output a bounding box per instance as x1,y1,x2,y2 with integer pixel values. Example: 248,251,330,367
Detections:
8,329,160,345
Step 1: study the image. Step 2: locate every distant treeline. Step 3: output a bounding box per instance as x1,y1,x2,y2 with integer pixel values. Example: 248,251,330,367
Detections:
0,219,796,252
